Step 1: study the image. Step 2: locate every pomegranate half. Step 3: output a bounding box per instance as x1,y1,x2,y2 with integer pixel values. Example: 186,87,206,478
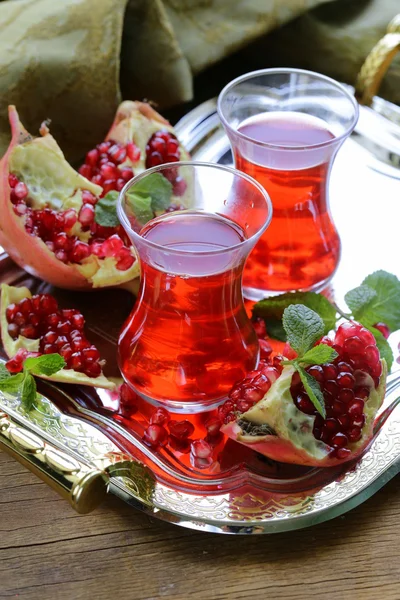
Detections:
1,284,114,389
221,323,387,467
0,102,190,290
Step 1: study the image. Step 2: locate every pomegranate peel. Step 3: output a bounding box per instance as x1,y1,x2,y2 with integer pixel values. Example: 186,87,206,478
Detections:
0,106,139,290
1,284,115,390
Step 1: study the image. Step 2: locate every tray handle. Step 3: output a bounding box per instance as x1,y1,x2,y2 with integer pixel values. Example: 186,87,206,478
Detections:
355,14,400,106
0,411,109,513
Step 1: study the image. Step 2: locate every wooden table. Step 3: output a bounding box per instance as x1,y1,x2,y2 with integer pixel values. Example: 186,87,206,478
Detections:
1,449,399,600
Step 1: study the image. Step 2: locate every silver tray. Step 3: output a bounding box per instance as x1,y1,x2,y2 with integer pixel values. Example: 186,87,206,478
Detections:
0,94,400,534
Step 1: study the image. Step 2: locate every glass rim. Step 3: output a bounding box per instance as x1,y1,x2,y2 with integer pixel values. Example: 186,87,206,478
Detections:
117,160,273,257
217,67,359,152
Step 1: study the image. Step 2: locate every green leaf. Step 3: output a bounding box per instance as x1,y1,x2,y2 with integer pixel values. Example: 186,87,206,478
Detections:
126,192,154,226
0,363,11,381
367,326,394,371
21,373,37,411
296,365,326,418
299,344,338,366
131,172,172,212
354,270,400,331
345,285,377,315
94,191,120,227
265,318,287,342
282,304,325,356
24,354,65,376
0,372,24,393
253,291,337,335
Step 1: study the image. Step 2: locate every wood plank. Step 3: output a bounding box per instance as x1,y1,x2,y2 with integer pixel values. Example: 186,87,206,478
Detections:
0,452,399,600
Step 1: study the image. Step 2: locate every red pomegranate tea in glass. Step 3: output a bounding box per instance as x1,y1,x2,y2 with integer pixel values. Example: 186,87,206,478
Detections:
117,162,272,412
218,68,359,300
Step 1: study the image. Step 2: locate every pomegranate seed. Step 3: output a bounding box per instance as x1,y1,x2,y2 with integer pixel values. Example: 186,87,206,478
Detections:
373,322,390,339
5,357,24,373
70,241,90,263
348,399,364,417
338,388,354,404
79,164,92,178
78,204,95,227
252,318,266,338
371,360,382,378
20,324,37,339
337,372,355,389
365,345,380,367
102,179,116,195
46,313,61,329
119,383,138,407
331,432,348,448
101,234,124,257
190,439,212,459
172,176,187,196
323,363,337,380
54,232,70,250
82,190,97,206
356,387,369,399
91,238,105,256
324,380,338,396
68,352,84,371
143,424,168,448
295,392,316,415
116,248,134,271
40,295,58,314
98,141,111,154
324,418,339,433
146,151,163,167
63,209,78,230
337,415,351,429
60,344,73,361
43,343,57,354
55,336,68,349
116,178,125,191
86,149,99,167
57,320,72,335
343,336,364,355
331,400,346,416
150,407,169,425
8,173,19,188
204,417,222,437
236,400,252,413
18,298,32,316
71,337,90,351
126,142,140,162
335,447,352,460
13,203,27,216
70,329,82,339
351,414,366,428
120,167,134,182
307,365,324,383
13,312,26,326
92,174,103,186
168,420,195,440
14,182,28,200
358,328,376,346
55,249,69,263
71,313,85,330
337,361,353,373
45,241,55,252
5,303,18,322
7,323,20,338
347,427,362,442
82,346,100,362
84,362,102,378
100,162,119,180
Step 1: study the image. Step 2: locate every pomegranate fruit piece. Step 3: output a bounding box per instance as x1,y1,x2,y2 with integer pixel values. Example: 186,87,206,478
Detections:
0,106,139,290
221,322,387,467
143,424,168,448
1,284,114,389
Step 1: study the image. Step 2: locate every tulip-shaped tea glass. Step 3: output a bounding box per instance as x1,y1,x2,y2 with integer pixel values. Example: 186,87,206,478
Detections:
117,162,272,412
218,68,359,300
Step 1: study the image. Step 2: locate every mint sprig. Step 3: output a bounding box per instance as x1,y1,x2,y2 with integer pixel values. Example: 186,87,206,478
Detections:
253,269,400,370
281,304,339,418
0,354,65,411
94,191,120,228
126,173,172,226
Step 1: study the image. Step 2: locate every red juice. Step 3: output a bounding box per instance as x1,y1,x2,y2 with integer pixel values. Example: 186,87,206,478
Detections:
119,211,259,405
236,111,340,293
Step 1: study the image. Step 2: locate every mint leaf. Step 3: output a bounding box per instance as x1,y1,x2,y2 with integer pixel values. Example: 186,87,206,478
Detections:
0,372,24,393
282,305,325,356
265,318,287,342
296,365,326,418
21,373,36,411
126,192,154,226
0,363,11,381
345,285,377,315
24,354,65,376
299,344,338,366
253,291,336,337
94,191,120,227
354,270,400,331
368,326,394,371
132,173,172,212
